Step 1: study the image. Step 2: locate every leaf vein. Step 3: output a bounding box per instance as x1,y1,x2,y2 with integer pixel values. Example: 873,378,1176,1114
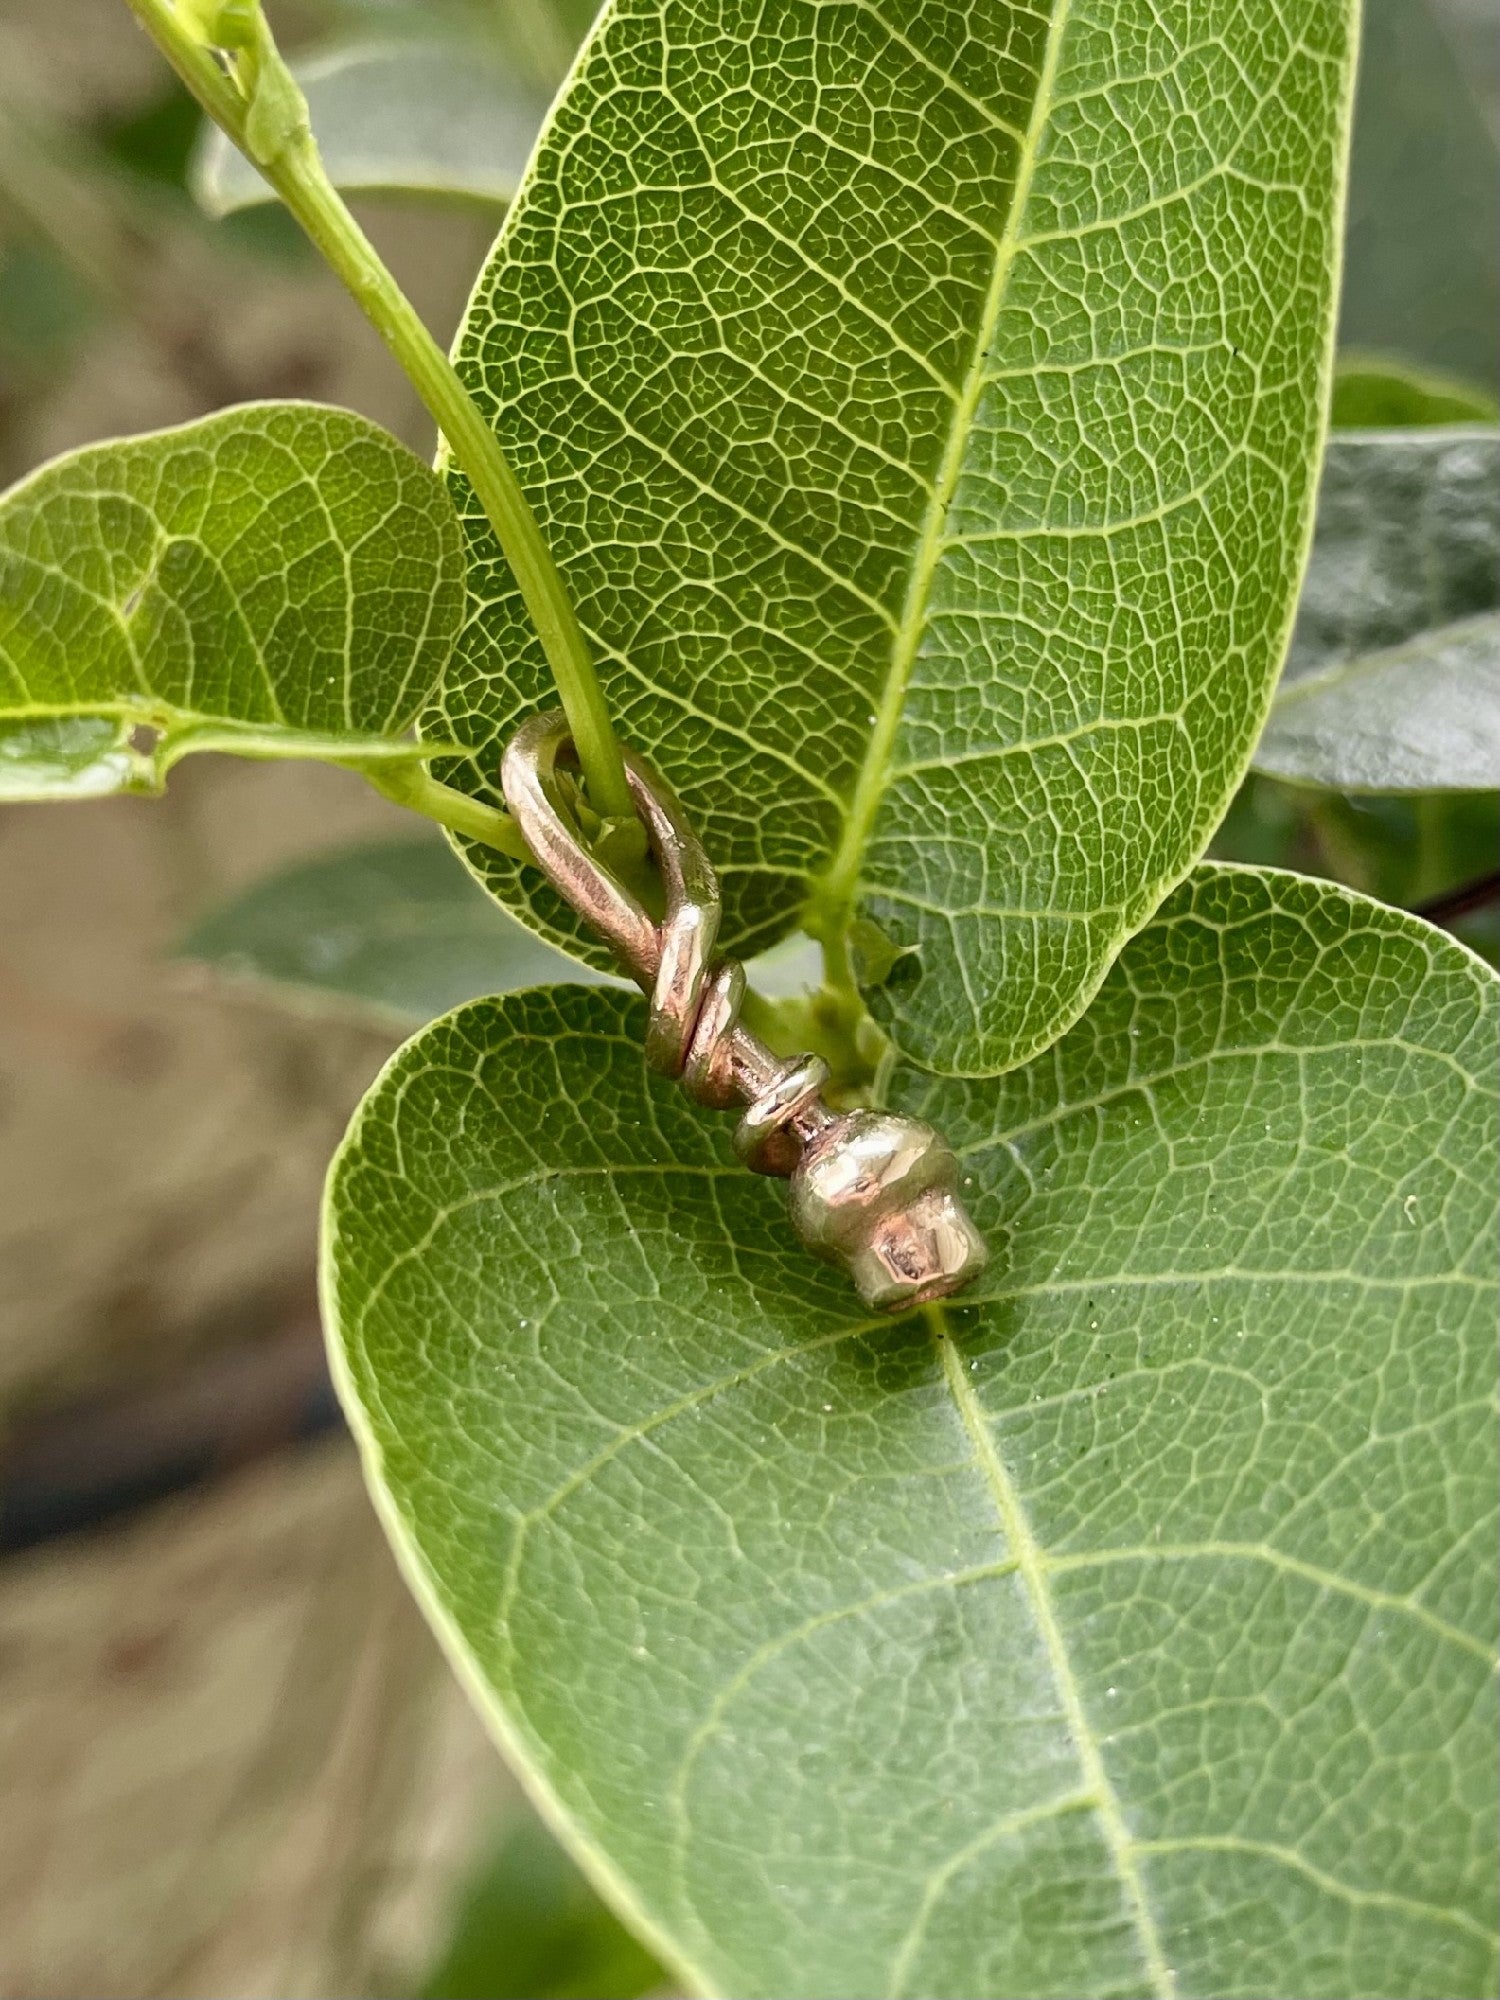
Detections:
930,1304,1177,1998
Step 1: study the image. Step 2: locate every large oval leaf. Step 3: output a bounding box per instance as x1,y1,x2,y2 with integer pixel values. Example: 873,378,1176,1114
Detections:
432,0,1358,1075
0,404,464,796
325,865,1498,1999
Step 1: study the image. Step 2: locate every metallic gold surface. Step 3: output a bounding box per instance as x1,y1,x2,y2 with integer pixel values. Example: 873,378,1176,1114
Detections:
501,712,988,1310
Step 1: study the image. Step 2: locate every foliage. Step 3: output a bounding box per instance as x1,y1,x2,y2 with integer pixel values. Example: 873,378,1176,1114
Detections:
193,41,549,216
423,1811,664,2000
189,0,603,216
326,869,1498,2000
179,835,836,1027
1338,0,1498,392
1211,778,1500,973
0,403,464,795
432,0,1358,1078
1253,427,1499,793
180,837,606,1026
4,0,1498,1993
1331,361,1498,430
1258,614,1499,794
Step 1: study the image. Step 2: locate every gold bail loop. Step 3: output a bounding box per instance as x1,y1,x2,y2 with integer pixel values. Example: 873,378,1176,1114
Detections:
500,711,988,1311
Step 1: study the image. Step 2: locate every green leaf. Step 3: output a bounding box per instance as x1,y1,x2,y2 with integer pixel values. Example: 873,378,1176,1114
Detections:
1255,611,1500,793
181,836,613,1026
1331,360,1499,431
325,864,1499,2000
434,0,1358,1077
192,41,550,215
422,1810,664,2000
0,715,140,800
1339,0,1499,392
0,403,465,795
1250,427,1499,793
1285,429,1498,683
1211,778,1500,970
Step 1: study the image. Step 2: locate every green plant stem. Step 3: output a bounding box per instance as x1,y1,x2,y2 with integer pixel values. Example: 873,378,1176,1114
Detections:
815,922,861,1007
120,0,875,1088
121,0,635,830
358,759,531,860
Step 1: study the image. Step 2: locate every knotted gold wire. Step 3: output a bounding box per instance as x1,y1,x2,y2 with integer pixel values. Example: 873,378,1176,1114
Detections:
500,710,834,1177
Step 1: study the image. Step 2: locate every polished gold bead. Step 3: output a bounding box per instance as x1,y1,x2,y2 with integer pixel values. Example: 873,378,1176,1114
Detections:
787,1111,989,1312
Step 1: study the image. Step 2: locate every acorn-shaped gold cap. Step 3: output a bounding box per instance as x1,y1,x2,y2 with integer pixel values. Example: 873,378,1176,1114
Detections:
786,1111,989,1312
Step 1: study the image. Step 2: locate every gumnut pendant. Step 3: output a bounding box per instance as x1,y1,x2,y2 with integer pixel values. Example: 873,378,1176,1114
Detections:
501,712,988,1312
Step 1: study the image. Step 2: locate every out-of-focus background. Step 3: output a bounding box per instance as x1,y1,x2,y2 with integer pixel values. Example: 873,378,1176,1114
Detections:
0,0,1494,1994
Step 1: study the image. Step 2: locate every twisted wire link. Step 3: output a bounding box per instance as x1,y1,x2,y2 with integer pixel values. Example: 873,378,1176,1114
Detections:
499,709,988,1310
501,710,832,1175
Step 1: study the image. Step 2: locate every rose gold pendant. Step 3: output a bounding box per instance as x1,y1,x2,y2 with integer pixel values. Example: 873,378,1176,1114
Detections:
502,712,988,1312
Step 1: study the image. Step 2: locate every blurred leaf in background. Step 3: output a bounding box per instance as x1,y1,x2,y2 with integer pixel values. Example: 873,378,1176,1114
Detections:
193,43,547,218
1332,358,1498,427
1257,615,1498,793
179,834,826,1029
192,0,603,218
1252,427,1499,794
1341,0,1499,391
180,837,610,1026
421,1812,664,2000
1218,426,1500,962
1282,430,1498,680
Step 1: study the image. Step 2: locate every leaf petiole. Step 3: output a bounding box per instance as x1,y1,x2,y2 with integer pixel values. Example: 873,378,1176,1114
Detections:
355,758,531,861
121,0,637,833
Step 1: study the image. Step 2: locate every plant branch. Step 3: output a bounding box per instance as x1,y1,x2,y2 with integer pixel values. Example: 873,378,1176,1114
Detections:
121,0,637,831
1414,867,1500,928
356,759,531,860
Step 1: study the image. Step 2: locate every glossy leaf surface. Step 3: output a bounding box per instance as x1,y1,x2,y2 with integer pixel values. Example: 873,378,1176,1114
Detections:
1256,612,1500,793
0,404,464,796
434,0,1358,1075
326,865,1498,2000
1253,428,1500,792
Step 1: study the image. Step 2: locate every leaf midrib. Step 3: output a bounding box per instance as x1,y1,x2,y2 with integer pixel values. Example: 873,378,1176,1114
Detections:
807,0,1077,936
927,1301,1177,2000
